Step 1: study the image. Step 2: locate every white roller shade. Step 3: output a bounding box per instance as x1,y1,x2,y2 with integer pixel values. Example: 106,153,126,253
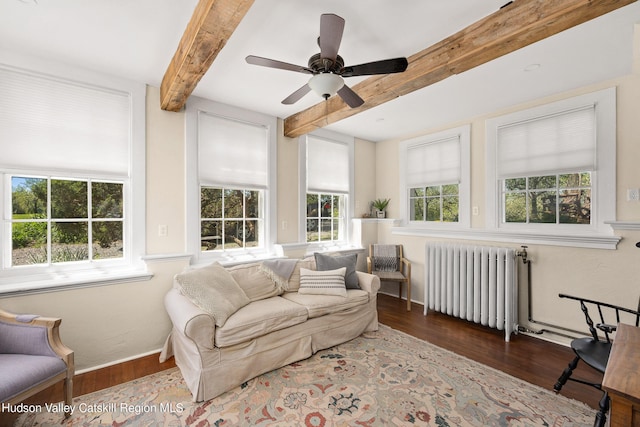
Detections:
307,136,349,193
0,67,131,176
497,105,596,178
406,135,460,187
198,112,268,188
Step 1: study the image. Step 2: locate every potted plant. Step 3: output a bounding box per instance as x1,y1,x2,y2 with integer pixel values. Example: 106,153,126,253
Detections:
372,198,390,218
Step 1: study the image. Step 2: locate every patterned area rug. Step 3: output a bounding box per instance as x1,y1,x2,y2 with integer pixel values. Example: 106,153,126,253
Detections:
16,325,593,426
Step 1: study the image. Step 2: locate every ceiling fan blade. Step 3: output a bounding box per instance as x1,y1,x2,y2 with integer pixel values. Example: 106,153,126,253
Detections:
319,13,345,62
337,84,364,108
246,55,313,74
282,84,312,105
341,57,408,77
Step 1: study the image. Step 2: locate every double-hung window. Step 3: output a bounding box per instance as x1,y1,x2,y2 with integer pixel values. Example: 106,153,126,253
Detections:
485,88,616,239
400,125,470,228
0,62,146,289
186,98,277,261
300,131,354,246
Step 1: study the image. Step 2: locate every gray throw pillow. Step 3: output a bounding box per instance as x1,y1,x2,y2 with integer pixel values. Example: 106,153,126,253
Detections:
314,252,360,289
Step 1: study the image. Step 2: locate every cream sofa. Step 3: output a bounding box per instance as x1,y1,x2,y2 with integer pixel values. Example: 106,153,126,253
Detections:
160,255,380,402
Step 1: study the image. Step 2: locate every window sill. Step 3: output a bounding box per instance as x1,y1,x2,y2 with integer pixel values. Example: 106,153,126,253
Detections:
391,226,621,250
305,245,365,257
604,221,640,231
0,267,153,298
275,242,366,259
193,250,285,268
352,218,400,225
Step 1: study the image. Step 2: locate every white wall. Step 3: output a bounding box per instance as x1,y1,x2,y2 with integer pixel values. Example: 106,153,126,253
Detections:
2,70,639,372
145,88,187,255
1,87,190,371
0,87,380,372
373,72,640,344
276,119,301,244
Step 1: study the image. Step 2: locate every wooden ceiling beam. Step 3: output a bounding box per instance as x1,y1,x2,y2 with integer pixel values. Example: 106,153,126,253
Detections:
160,0,254,112
283,0,636,138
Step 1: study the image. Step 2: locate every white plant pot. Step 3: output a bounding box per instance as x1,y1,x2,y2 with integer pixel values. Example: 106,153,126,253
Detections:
376,210,386,218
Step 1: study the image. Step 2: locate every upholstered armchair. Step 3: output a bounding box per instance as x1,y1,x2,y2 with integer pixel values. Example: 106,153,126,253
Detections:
0,308,74,416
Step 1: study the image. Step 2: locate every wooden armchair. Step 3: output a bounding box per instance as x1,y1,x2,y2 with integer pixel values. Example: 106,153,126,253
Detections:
553,294,640,427
367,244,411,311
0,308,74,417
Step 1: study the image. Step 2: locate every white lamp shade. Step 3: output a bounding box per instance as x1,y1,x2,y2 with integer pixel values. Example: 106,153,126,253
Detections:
308,73,344,98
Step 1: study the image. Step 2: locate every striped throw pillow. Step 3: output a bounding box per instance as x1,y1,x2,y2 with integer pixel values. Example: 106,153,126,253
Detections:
298,267,347,297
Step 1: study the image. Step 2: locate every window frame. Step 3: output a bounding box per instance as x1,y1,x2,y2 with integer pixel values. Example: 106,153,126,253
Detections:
409,183,461,223
199,186,264,252
304,192,347,244
7,175,126,267
501,173,592,225
298,129,355,250
185,97,277,264
0,55,146,292
399,124,471,229
485,87,616,237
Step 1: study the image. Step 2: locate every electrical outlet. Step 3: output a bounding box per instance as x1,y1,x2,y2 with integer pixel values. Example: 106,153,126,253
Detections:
158,224,168,237
627,188,640,202
472,206,479,216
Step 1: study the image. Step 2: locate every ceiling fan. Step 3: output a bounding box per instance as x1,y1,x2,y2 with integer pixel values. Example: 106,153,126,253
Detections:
245,13,408,108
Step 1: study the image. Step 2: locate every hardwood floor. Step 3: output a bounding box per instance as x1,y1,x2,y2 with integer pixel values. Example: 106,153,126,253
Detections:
376,293,602,409
7,294,602,424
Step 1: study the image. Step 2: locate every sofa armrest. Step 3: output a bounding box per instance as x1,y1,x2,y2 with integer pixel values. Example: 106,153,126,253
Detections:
356,271,380,295
164,288,217,350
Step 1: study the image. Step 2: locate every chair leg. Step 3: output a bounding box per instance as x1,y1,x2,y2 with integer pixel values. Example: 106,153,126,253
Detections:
64,376,73,417
398,282,411,311
406,281,411,312
594,391,609,427
554,355,580,393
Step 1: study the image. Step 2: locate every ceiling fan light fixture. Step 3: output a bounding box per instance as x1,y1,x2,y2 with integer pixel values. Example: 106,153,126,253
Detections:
308,73,344,99
246,14,407,108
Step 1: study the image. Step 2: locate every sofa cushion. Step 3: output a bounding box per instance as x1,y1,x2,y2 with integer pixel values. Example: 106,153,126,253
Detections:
175,262,250,327
282,289,370,318
314,252,360,289
298,267,347,297
286,257,317,292
227,262,282,302
215,297,309,347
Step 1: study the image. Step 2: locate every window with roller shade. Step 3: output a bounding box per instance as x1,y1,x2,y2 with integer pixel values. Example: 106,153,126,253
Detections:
198,113,267,251
0,63,145,284
400,125,470,228
498,106,595,225
301,132,354,245
186,98,277,260
486,88,616,234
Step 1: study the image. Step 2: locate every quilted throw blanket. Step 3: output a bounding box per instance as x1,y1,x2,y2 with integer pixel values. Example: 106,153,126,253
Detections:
372,244,398,272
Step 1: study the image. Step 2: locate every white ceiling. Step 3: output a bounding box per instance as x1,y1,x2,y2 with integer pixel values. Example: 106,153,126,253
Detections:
1,0,639,142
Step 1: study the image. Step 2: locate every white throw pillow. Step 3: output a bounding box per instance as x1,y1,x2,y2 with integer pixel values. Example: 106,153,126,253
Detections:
175,262,250,327
298,267,347,297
